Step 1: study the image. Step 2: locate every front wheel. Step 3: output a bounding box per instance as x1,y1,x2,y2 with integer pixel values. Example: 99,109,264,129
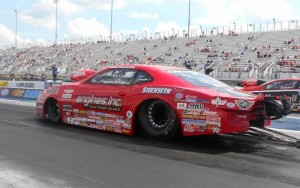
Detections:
46,99,61,122
139,100,180,140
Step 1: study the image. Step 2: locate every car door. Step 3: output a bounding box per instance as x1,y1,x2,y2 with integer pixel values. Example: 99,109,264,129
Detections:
72,68,136,132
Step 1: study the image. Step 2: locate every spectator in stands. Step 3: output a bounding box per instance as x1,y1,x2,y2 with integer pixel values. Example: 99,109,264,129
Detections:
10,73,15,81
274,66,280,79
205,68,214,76
52,65,58,82
41,72,47,81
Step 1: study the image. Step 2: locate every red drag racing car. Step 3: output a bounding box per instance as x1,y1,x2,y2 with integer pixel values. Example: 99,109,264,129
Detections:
240,78,300,112
36,65,290,139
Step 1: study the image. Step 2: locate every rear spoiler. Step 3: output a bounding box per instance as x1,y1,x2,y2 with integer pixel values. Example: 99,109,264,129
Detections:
237,79,266,87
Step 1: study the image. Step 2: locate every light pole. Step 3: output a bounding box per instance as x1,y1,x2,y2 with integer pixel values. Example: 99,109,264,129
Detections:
14,9,18,48
54,0,59,45
187,0,191,37
145,30,147,39
233,22,236,33
110,0,113,43
273,18,275,31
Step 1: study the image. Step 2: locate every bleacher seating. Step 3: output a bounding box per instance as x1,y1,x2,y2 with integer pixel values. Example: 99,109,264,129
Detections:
1,29,300,81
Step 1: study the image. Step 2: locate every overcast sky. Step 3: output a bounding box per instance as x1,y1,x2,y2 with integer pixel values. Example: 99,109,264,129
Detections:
0,0,299,48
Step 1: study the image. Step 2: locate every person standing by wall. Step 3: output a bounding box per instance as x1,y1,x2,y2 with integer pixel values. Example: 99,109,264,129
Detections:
51,65,58,82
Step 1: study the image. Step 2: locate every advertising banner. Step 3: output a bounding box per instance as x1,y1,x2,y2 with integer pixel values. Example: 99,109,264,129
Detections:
8,81,45,90
0,81,9,87
0,88,43,99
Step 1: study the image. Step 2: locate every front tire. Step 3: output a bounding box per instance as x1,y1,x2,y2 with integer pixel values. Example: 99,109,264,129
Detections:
46,99,61,122
139,100,180,140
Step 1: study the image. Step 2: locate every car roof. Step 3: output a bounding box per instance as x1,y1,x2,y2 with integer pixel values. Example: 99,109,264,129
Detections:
107,64,188,72
264,77,300,84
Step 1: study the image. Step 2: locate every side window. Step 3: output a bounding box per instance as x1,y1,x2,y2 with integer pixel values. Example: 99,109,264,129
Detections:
265,81,298,90
265,81,283,90
89,69,136,85
89,70,115,84
132,71,152,84
280,81,298,89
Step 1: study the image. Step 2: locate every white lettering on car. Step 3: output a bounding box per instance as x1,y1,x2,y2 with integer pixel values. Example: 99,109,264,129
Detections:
142,87,172,94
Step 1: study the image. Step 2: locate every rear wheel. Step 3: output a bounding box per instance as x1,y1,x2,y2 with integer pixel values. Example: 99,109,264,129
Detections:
46,99,61,122
139,100,180,140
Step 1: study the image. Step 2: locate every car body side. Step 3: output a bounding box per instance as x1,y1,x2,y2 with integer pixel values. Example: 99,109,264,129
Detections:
36,65,274,137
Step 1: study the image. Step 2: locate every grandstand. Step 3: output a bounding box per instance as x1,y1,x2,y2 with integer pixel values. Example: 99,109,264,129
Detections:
1,22,300,82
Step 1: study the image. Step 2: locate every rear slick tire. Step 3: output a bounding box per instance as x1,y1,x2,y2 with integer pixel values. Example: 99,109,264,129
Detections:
139,100,180,140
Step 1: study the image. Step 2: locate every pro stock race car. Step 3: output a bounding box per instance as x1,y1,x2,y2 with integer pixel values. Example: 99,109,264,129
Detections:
240,78,300,112
36,64,291,140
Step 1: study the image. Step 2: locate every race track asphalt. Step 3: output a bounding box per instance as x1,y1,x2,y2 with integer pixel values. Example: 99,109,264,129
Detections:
0,101,300,188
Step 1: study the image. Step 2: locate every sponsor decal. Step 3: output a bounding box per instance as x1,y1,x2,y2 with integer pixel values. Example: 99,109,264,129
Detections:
211,97,227,106
206,116,221,121
184,124,194,132
175,93,184,99
116,118,125,123
185,98,196,102
201,110,218,116
186,95,197,99
197,99,209,103
76,95,122,112
122,129,130,134
235,99,254,110
177,103,187,109
64,89,74,94
105,126,113,131
96,120,104,125
188,103,204,109
74,120,80,125
182,119,206,125
67,117,73,124
87,119,96,123
212,127,220,133
142,87,172,94
47,88,59,94
206,121,220,126
182,114,206,119
122,123,131,129
63,104,72,109
238,115,248,119
76,96,122,106
81,117,87,122
79,110,86,114
226,102,235,108
193,125,207,132
182,109,201,115
62,94,72,99
104,120,113,125
126,111,133,118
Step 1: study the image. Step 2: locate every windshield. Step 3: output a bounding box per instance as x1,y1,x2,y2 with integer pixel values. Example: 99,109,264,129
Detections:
168,70,229,87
